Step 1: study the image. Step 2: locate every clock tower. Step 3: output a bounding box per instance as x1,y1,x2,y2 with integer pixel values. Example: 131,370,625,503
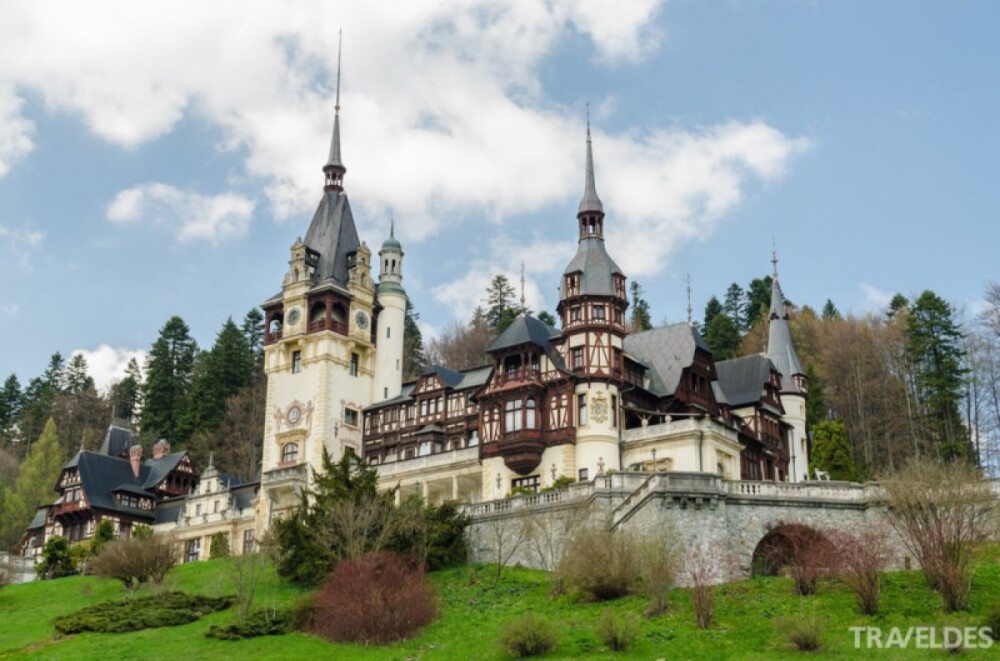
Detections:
257,68,384,529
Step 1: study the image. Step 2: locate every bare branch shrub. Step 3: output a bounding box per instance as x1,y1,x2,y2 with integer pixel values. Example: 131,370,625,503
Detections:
311,551,437,644
522,506,588,572
227,551,270,623
881,459,997,612
757,524,834,595
828,524,892,615
636,526,681,615
778,613,824,651
681,541,730,630
480,511,529,588
555,526,639,601
91,534,177,593
595,609,639,651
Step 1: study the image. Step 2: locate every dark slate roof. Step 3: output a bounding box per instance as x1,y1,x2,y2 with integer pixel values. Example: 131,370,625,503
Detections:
766,276,805,393
455,365,493,390
113,483,153,497
27,507,47,531
231,483,259,511
142,452,187,490
303,191,361,290
98,424,135,458
623,324,709,397
364,364,494,412
153,498,185,525
422,365,465,389
715,354,777,407
488,315,560,353
73,451,157,520
560,237,624,298
578,127,604,214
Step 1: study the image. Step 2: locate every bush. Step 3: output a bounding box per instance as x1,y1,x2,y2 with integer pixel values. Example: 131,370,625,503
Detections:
596,610,638,652
636,528,679,615
829,525,891,615
311,551,437,644
91,534,177,592
555,526,639,601
541,476,575,492
90,519,115,557
288,591,316,631
983,607,1000,641
500,614,558,658
52,592,234,634
132,523,154,540
210,532,231,559
36,536,77,579
779,614,824,651
757,524,832,596
682,541,730,630
206,609,289,640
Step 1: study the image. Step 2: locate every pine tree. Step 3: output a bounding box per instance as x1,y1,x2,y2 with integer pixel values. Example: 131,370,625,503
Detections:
822,299,841,321
704,314,741,360
703,296,723,329
537,310,558,328
0,418,63,550
723,283,744,330
109,358,143,421
403,299,426,380
241,308,265,363
185,318,253,436
630,281,652,331
63,354,95,394
0,374,21,433
141,316,198,445
804,363,827,427
809,419,860,482
887,293,909,319
484,274,520,334
744,277,773,330
42,353,66,395
905,291,969,459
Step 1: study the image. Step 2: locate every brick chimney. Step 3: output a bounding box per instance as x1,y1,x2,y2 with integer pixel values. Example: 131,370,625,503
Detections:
152,438,170,460
129,444,142,478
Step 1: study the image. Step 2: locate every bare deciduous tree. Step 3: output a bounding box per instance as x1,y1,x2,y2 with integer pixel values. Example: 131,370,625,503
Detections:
479,511,529,588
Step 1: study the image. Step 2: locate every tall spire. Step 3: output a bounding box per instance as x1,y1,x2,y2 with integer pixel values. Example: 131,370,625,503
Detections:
323,30,346,192
766,245,805,392
577,106,605,240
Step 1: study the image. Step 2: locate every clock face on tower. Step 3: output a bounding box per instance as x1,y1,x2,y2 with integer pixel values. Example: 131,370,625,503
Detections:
287,405,302,425
286,307,301,326
355,310,369,330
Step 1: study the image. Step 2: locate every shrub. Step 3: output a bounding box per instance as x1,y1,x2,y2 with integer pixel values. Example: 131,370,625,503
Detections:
828,524,891,615
757,524,832,596
288,591,316,631
983,607,1000,641
779,614,824,651
311,551,437,644
132,523,154,540
596,610,638,652
36,536,77,579
555,526,639,601
210,532,231,559
682,541,730,630
541,476,575,492
499,614,558,658
205,609,290,640
52,592,234,634
636,528,680,615
90,519,115,557
91,534,177,592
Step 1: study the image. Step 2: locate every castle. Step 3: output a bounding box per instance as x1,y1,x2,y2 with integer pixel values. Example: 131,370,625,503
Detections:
19,84,812,564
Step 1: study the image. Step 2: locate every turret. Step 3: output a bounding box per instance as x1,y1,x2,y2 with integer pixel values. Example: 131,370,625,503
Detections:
374,221,407,402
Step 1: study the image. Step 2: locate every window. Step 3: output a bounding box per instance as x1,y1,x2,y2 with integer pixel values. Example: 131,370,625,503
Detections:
281,442,298,464
418,440,434,457
578,468,589,482
468,429,479,446
512,475,540,494
386,326,391,338
504,399,523,432
525,398,537,429
570,307,581,322
593,305,605,320
195,504,201,516
349,353,359,376
611,395,618,428
572,347,584,369
291,350,302,374
420,400,428,416
243,529,255,553
344,408,359,427
185,538,201,563
384,387,389,399
577,394,587,425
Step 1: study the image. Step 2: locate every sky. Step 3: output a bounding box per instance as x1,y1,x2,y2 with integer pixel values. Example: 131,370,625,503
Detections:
1,0,999,391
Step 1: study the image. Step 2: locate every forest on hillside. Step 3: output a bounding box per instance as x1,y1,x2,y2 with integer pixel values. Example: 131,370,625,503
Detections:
1,274,998,552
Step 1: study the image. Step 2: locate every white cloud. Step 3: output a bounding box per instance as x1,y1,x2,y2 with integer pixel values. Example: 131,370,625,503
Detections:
71,345,147,393
860,283,893,310
106,183,255,243
0,223,45,270
0,85,35,176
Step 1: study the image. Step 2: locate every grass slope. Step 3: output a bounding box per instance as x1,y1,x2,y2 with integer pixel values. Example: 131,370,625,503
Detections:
1,551,998,660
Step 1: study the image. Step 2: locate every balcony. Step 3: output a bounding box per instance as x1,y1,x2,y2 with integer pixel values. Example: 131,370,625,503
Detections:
492,367,541,387
377,447,480,479
52,498,87,517
307,319,348,335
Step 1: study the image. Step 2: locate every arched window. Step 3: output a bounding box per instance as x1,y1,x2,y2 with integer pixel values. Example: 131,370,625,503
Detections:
309,302,326,326
525,398,536,429
331,304,347,324
268,318,282,335
281,442,299,464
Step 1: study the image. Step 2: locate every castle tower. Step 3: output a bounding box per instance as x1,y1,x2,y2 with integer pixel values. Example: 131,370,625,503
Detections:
556,122,629,477
373,221,407,402
766,250,809,481
257,47,378,529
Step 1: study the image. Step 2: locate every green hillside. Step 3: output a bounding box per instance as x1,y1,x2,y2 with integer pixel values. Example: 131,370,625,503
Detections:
1,553,998,660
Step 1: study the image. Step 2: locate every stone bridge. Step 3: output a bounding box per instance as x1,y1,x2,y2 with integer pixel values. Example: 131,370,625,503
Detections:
463,472,910,582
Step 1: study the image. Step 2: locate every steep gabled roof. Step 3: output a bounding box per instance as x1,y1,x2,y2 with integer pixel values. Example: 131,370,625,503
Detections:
98,424,135,458
142,452,188,490
303,191,361,290
74,452,156,519
623,323,710,397
421,365,465,389
715,354,777,407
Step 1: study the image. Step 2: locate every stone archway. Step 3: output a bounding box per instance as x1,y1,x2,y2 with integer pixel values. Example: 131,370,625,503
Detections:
750,522,834,579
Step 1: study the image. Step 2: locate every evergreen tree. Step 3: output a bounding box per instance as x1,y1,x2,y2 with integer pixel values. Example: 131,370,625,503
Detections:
109,358,143,421
723,283,745,329
0,374,21,433
804,363,827,427
241,308,265,364
403,299,426,380
630,281,653,331
744,276,773,330
703,296,724,329
63,354,95,394
809,419,860,482
704,314,741,360
185,318,253,435
0,418,63,550
905,291,968,459
821,299,841,321
141,316,198,445
537,310,558,328
484,274,520,334
887,293,909,319
42,353,66,395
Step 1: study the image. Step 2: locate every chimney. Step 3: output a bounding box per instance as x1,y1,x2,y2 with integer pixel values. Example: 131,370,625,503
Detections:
129,444,142,479
153,439,170,460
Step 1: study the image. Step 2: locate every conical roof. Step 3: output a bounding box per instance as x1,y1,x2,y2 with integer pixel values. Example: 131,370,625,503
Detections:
578,123,604,214
767,273,805,393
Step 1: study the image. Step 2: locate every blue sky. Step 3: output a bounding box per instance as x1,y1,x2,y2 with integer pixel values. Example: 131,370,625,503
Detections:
1,0,998,389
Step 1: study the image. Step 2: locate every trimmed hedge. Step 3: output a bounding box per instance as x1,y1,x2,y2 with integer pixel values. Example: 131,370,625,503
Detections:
52,591,234,634
205,609,290,640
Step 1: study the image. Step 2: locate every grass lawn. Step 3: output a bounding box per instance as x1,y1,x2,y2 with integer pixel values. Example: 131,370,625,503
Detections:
1,549,998,660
